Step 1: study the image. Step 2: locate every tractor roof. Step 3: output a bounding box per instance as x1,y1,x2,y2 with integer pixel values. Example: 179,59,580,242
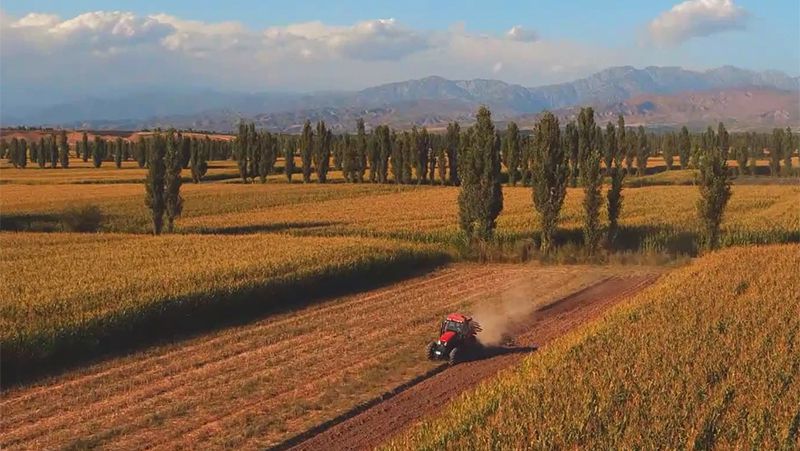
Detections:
446,313,471,323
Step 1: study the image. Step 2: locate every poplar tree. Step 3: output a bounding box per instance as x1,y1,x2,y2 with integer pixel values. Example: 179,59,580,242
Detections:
284,136,296,182
300,120,314,183
190,137,208,183
58,130,70,168
662,132,675,170
607,158,625,247
355,119,367,182
420,127,431,183
144,133,166,235
697,144,732,250
313,121,332,183
81,132,90,162
375,125,392,183
531,112,568,254
0,139,7,159
783,127,794,176
769,128,783,177
114,137,124,168
391,132,406,184
578,109,603,254
717,122,730,159
92,136,105,168
603,122,617,174
678,126,691,169
565,121,579,186
18,139,28,168
445,122,460,185
234,122,251,183
636,126,649,176
457,106,503,241
367,128,379,182
411,126,426,183
436,139,447,184
48,135,58,168
135,136,147,168
36,138,46,168
164,131,183,232
8,138,19,168
257,131,274,183
503,121,521,186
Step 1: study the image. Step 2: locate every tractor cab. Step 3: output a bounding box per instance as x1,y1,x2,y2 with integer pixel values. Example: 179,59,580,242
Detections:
427,313,482,365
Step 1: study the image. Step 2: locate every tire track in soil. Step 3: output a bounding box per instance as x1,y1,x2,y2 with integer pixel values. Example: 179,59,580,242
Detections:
1,268,502,447
280,274,659,451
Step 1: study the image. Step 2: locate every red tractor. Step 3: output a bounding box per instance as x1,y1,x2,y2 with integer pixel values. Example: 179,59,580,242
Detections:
426,313,482,365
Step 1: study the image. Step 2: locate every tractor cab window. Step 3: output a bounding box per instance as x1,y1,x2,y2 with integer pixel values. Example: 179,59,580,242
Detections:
444,320,463,333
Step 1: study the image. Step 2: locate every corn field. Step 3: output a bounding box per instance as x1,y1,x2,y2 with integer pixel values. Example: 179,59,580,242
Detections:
386,244,800,450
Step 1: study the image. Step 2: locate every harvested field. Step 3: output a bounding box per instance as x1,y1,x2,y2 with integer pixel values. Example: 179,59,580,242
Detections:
0,263,657,450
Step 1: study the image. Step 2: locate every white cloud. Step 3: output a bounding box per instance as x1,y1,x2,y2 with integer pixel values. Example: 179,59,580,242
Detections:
506,25,538,42
0,9,617,107
648,0,748,46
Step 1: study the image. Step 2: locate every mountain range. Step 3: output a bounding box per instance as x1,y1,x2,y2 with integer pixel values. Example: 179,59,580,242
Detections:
3,65,798,132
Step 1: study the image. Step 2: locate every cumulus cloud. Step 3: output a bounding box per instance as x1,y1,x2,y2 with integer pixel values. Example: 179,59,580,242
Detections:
506,25,538,42
0,9,616,108
648,0,748,45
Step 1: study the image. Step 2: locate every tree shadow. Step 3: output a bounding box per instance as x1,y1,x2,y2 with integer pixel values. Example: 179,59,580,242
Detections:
192,220,342,235
0,213,63,232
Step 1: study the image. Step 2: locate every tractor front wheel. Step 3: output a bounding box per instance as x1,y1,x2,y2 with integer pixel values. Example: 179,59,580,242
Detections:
448,347,461,365
426,341,437,360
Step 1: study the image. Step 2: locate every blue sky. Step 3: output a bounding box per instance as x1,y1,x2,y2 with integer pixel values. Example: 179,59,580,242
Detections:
1,0,798,106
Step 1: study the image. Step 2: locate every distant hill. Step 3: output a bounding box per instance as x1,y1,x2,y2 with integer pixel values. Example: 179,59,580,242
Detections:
3,66,798,132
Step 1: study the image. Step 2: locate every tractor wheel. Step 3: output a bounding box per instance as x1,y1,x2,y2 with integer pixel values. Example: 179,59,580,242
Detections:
426,341,437,360
448,347,461,365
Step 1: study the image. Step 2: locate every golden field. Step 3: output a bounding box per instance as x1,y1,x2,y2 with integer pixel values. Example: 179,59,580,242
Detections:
386,244,800,450
0,232,446,371
0,264,644,450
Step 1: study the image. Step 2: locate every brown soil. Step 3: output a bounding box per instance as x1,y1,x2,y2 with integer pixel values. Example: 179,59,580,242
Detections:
0,265,656,450
283,274,658,451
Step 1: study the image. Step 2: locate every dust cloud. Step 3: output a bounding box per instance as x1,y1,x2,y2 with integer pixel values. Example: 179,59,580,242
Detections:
471,280,539,347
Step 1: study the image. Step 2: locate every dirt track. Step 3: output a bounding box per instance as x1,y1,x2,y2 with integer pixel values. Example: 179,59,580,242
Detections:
0,265,656,450
283,274,658,451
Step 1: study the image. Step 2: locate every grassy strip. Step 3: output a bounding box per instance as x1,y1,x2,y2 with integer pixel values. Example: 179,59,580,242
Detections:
386,244,800,450
0,233,449,384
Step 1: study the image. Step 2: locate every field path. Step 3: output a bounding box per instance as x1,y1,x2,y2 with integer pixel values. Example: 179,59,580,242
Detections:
1,264,657,450
283,274,658,451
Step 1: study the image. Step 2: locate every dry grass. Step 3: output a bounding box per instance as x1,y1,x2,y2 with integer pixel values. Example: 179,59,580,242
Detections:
0,264,640,450
0,232,446,369
0,160,241,184
386,244,800,450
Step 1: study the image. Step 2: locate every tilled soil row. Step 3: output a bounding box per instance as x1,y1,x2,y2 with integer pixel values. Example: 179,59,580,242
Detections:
284,274,659,451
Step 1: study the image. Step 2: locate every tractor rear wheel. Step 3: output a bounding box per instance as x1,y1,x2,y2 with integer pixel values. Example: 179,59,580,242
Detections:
426,341,437,360
448,347,461,365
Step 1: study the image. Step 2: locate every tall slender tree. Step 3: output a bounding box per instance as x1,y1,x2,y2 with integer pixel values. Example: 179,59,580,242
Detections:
300,120,314,183
92,136,105,168
164,132,183,231
531,112,568,254
602,122,616,174
697,144,732,250
144,133,166,235
284,136,296,182
313,121,332,183
636,126,649,176
783,126,794,176
578,109,604,254
445,122,460,185
58,130,69,168
457,107,503,241
503,121,521,186
565,121,579,187
678,126,691,170
769,128,783,177
81,132,89,162
355,119,368,182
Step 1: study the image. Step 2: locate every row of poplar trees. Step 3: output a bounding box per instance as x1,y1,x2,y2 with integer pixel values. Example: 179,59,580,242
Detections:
455,106,734,253
1,131,233,179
